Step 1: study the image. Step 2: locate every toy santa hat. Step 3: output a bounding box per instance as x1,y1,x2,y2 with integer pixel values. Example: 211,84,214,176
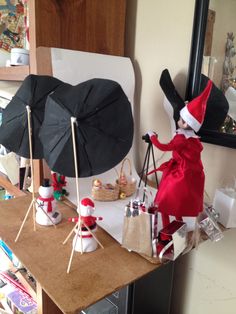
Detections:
180,80,213,132
80,197,94,208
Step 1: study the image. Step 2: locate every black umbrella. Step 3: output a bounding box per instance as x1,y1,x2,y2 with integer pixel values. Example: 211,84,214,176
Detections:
0,74,64,159
159,69,229,131
159,69,185,128
39,78,134,177
199,74,229,131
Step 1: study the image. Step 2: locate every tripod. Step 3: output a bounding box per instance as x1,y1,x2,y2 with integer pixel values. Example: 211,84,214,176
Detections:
138,134,159,201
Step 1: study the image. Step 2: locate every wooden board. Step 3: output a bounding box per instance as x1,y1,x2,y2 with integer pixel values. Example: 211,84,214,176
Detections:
0,195,160,314
0,176,25,197
0,65,29,81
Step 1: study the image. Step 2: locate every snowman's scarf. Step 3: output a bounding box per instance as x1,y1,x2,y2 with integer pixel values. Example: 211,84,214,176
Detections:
38,196,54,212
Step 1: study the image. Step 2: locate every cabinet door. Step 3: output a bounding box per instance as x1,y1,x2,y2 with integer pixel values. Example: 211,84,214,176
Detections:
30,0,126,56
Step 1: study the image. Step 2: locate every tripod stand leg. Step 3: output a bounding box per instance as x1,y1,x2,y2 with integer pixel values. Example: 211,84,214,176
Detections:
138,143,151,188
161,213,170,228
83,222,104,249
151,145,159,188
63,224,77,245
67,221,83,274
33,200,36,231
15,199,34,242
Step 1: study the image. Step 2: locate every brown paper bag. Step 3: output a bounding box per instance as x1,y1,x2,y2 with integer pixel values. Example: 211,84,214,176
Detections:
122,212,153,257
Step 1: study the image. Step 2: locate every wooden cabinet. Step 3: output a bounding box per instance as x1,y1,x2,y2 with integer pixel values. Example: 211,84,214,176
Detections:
0,0,127,79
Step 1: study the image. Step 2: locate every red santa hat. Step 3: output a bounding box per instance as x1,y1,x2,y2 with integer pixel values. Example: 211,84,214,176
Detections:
80,197,95,208
180,80,213,132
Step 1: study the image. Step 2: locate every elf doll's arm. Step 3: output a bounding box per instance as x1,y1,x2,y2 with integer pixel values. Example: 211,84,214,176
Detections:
149,133,185,152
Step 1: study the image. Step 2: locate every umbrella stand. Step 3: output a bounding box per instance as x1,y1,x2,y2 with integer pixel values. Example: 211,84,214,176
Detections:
15,106,56,242
65,117,104,274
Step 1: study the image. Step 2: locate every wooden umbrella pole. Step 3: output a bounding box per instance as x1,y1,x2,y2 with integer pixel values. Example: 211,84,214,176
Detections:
26,106,36,231
71,117,83,254
15,106,36,242
66,118,83,274
67,221,81,274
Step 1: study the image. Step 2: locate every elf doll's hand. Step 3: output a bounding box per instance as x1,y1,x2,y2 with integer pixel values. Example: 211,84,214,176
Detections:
147,131,157,138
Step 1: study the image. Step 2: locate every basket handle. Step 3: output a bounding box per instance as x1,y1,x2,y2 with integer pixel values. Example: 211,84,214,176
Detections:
92,168,119,186
113,167,119,179
119,158,132,178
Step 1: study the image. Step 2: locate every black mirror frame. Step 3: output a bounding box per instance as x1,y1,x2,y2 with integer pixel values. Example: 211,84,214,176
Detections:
186,0,236,149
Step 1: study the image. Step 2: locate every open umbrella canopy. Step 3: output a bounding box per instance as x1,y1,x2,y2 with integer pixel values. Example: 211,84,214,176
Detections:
39,78,134,177
0,74,64,159
159,69,185,128
159,69,229,132
199,74,229,131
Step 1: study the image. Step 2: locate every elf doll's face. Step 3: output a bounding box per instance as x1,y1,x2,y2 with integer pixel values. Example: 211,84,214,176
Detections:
177,117,189,129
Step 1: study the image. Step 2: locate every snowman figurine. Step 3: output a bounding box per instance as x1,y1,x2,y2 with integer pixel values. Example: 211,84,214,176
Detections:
36,178,62,226
71,197,102,253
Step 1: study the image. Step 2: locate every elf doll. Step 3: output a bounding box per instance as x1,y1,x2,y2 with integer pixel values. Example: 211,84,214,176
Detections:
148,80,213,228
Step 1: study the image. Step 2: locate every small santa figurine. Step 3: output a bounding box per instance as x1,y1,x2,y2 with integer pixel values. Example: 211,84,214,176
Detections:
148,80,213,228
36,178,62,226
70,197,103,253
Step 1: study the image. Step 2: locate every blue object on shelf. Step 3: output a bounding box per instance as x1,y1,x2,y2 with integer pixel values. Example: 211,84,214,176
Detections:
0,239,13,261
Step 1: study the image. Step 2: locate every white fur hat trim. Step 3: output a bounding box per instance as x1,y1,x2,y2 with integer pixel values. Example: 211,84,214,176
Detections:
180,106,201,132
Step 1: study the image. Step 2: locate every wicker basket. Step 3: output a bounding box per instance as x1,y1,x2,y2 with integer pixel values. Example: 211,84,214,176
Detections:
91,169,120,201
116,158,137,197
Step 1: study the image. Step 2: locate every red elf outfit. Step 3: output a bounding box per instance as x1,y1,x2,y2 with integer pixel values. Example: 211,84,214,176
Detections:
148,80,213,227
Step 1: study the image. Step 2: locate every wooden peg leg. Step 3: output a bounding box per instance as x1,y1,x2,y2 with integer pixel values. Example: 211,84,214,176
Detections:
15,199,34,242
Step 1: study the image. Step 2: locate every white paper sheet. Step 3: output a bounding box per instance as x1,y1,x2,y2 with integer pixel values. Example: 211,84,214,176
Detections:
50,49,142,243
0,152,19,185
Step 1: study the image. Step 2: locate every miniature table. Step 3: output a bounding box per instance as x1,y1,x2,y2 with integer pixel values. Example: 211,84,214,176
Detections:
0,195,160,314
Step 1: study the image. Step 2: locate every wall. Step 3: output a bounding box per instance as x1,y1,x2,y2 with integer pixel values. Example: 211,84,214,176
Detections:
125,0,236,313
125,0,195,170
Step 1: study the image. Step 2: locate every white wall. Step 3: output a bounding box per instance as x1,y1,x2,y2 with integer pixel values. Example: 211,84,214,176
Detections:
125,0,195,170
125,0,236,313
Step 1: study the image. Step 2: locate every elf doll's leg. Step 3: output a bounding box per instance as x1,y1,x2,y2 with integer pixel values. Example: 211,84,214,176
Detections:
175,216,183,221
161,212,170,227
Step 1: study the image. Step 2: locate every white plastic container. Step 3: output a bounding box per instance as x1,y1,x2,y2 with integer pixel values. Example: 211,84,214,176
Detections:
10,48,29,65
213,188,236,228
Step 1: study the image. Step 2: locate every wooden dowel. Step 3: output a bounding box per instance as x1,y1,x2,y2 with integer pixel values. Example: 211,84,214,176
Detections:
71,117,83,253
15,199,34,242
63,224,77,245
26,106,36,232
67,222,83,274
83,221,104,249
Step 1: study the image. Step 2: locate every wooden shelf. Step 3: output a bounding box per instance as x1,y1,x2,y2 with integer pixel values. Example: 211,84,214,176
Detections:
0,196,159,314
0,66,30,81
0,176,25,198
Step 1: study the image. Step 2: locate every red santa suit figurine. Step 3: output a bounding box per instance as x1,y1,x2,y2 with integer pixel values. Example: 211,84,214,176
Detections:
148,80,213,228
70,197,103,252
36,178,62,226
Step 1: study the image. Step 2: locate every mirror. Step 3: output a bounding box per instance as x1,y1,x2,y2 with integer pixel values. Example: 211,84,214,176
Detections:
186,0,236,148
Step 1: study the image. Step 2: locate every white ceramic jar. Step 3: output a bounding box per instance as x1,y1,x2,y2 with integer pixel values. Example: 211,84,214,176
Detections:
10,48,29,65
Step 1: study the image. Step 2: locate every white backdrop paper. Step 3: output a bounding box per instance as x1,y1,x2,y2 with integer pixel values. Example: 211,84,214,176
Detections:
50,48,141,243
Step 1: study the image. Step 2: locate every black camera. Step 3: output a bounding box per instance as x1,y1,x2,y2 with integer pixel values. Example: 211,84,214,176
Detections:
142,133,151,143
